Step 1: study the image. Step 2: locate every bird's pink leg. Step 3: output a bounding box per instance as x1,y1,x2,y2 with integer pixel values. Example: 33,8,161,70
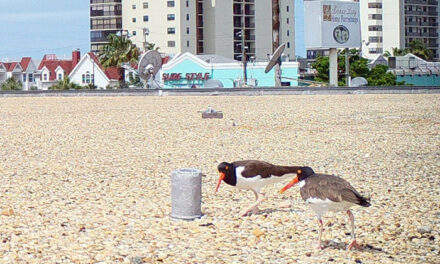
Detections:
239,191,265,217
316,218,325,249
346,210,361,250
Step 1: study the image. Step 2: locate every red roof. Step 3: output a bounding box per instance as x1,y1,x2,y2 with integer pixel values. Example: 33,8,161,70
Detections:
3,62,19,72
38,54,75,81
87,52,120,80
20,57,32,71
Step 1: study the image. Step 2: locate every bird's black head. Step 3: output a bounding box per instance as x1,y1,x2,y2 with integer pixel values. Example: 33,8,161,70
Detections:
280,166,315,193
217,162,232,174
296,166,315,181
215,162,233,193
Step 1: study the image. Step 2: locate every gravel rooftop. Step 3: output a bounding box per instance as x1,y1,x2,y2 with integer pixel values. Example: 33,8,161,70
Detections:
0,94,439,263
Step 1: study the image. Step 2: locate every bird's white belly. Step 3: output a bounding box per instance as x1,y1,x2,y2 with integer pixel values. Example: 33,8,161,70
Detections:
235,166,293,192
306,197,353,218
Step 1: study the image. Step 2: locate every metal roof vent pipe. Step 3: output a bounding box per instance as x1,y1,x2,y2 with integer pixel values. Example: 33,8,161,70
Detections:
170,168,202,220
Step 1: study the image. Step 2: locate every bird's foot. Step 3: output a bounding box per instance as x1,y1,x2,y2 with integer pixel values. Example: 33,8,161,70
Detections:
346,240,361,250
315,243,324,250
278,200,291,209
239,207,259,217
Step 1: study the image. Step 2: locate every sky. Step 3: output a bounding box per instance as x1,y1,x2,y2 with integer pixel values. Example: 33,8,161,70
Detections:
0,0,90,61
0,0,306,62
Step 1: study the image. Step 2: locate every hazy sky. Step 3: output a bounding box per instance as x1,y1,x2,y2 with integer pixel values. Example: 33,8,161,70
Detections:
0,0,90,61
0,0,306,61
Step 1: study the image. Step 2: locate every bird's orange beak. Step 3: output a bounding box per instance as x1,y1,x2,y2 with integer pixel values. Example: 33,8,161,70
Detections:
280,176,299,193
215,172,225,193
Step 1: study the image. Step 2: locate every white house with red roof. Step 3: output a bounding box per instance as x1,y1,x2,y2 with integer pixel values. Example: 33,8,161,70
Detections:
36,50,81,90
0,58,38,90
68,52,120,89
0,62,7,84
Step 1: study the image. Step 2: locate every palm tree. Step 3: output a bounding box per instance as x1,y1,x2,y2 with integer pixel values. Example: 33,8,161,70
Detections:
145,42,160,51
383,50,392,57
1,77,22,90
99,33,140,88
406,39,433,60
49,76,81,90
392,47,407,56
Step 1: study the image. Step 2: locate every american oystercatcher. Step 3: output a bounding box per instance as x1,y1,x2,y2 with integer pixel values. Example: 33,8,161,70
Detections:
216,160,300,217
280,166,371,250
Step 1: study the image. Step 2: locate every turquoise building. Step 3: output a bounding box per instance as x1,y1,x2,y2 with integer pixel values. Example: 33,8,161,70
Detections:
160,52,299,88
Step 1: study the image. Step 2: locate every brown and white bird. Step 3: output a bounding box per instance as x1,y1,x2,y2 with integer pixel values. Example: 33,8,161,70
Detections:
280,167,371,250
216,160,300,217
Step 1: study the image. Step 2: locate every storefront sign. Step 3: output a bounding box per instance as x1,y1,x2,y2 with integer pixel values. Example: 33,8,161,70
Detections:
163,72,210,81
305,0,361,49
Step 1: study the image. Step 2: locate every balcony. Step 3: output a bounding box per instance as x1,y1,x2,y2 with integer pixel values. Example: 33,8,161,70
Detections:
405,21,418,26
404,0,438,6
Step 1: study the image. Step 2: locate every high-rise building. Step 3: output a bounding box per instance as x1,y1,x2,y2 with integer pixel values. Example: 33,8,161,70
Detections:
360,0,439,61
90,0,123,53
121,0,295,61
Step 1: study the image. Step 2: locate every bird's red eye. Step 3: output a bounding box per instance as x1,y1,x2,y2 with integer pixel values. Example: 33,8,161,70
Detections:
225,166,229,170
297,169,302,174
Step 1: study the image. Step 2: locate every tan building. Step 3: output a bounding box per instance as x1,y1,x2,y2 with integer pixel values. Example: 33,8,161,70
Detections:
122,0,295,61
360,0,439,60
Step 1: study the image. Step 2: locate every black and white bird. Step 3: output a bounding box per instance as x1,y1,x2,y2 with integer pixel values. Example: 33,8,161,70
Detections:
280,167,371,250
216,160,300,217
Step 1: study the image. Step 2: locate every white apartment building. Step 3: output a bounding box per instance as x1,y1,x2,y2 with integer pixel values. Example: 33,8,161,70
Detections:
122,0,295,61
360,0,439,60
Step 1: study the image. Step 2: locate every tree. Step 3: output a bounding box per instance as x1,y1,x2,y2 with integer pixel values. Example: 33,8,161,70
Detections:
99,34,140,88
49,76,81,90
1,77,22,90
312,49,369,86
311,49,403,86
392,47,407,56
406,39,433,60
367,65,404,86
388,40,433,60
145,42,160,51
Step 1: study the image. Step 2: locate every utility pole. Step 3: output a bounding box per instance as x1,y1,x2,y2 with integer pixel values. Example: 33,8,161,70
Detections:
272,0,281,87
242,1,247,86
345,48,350,86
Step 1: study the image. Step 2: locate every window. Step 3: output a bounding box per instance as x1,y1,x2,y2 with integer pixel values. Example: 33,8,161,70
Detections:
167,1,175,7
368,48,383,54
28,73,33,82
287,30,290,36
132,17,136,23
187,40,190,47
43,73,48,81
368,25,382,31
132,4,136,9
132,31,137,36
82,74,85,84
287,42,290,48
286,18,289,24
167,27,176,34
23,74,26,82
143,2,148,8
368,3,382,8
167,14,175,21
86,71,91,84
287,6,289,12
186,1,189,7
143,15,149,22
58,73,62,80
168,41,176,47
368,14,382,20
369,36,383,43
186,27,190,34
186,14,190,21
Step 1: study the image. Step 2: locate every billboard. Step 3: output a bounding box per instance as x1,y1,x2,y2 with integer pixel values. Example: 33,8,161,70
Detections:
305,0,361,49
